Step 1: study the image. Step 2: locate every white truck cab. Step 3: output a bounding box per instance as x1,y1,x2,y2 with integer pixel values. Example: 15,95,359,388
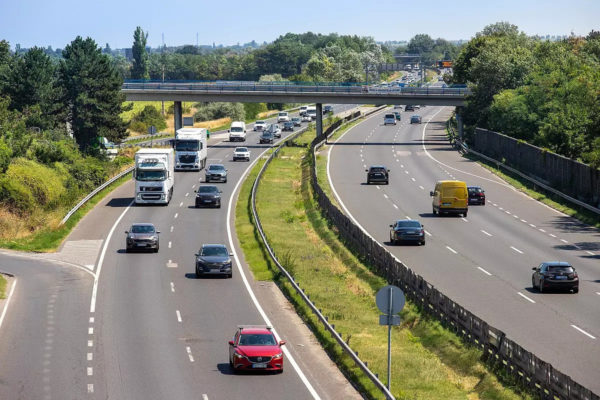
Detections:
134,148,175,205
174,128,207,171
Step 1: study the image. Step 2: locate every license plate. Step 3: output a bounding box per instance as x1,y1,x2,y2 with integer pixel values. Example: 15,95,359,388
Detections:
252,363,267,368
442,203,451,206
204,200,212,203
554,275,567,280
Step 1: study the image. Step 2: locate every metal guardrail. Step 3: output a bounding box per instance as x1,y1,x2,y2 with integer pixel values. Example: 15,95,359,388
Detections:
251,108,395,399
122,80,470,96
59,166,134,225
447,126,600,216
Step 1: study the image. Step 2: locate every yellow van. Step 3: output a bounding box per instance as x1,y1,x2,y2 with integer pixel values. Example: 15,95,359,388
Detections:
430,180,468,217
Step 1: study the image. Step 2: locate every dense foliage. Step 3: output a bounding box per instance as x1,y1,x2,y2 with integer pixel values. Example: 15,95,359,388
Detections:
454,23,600,165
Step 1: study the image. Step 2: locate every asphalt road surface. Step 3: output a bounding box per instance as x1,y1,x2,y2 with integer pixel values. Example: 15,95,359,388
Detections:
327,105,600,393
0,105,361,400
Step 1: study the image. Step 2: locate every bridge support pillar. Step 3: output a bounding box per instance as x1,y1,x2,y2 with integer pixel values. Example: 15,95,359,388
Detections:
174,101,183,132
456,107,464,142
316,103,323,138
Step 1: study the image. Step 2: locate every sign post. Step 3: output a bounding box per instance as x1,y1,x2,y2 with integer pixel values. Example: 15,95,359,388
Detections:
148,125,157,147
376,285,405,391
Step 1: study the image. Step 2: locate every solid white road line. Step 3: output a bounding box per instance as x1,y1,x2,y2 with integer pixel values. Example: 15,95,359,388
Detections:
91,201,134,313
446,246,457,254
517,292,535,303
0,278,17,332
481,230,492,237
227,134,322,400
477,267,492,276
176,310,182,323
571,325,596,339
510,246,524,254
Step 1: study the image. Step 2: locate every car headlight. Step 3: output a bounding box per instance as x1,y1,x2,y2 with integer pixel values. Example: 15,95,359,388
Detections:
273,352,283,359
234,352,245,359
160,194,166,200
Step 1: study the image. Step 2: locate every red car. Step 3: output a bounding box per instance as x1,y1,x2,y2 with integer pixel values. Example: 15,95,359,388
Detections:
228,325,285,373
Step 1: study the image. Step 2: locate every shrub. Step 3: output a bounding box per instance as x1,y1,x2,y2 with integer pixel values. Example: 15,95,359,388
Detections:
27,139,78,164
194,102,245,122
0,139,12,173
243,102,268,120
130,105,167,133
0,158,67,213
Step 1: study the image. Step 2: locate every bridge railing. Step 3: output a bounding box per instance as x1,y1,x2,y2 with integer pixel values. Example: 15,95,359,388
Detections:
122,80,471,96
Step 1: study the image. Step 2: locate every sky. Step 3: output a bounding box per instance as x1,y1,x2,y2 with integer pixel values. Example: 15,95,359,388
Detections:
1,0,598,49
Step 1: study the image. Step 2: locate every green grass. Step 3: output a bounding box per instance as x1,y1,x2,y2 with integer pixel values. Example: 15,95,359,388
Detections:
0,169,133,252
0,274,6,300
121,101,170,122
236,128,531,399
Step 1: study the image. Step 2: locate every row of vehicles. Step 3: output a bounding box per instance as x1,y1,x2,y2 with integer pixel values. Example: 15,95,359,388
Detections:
367,164,579,293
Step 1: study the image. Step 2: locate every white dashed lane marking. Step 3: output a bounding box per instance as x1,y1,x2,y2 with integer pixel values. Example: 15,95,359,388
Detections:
393,204,398,209
511,246,524,254
549,234,556,238
419,185,424,190
518,292,535,303
446,246,457,254
170,226,174,233
571,325,596,339
168,241,172,249
176,310,182,323
478,267,492,276
588,251,596,256
383,194,388,199
481,230,492,236
87,353,93,361
174,213,178,219
170,282,175,292
560,239,568,244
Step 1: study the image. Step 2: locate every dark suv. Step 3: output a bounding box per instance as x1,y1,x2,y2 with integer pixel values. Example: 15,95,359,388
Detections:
259,131,274,144
467,186,486,205
532,262,579,293
195,185,222,208
366,165,389,185
195,244,233,278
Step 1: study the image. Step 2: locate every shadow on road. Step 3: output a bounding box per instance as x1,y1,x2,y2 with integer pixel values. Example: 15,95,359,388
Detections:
217,363,236,375
106,197,134,207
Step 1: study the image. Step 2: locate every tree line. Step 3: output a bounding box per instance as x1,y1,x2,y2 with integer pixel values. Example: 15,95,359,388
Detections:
453,22,600,166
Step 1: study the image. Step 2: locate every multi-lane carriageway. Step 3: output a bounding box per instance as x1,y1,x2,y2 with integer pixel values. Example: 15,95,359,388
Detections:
0,105,361,400
328,106,600,394
0,101,598,398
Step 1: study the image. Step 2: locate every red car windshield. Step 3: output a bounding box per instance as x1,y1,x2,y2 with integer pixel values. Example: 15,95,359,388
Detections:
239,334,277,346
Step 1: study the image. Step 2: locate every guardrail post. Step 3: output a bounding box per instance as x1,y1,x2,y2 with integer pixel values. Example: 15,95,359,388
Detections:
174,101,183,132
316,103,323,138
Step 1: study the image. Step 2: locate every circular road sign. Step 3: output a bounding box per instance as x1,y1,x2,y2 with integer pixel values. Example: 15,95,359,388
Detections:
376,285,405,315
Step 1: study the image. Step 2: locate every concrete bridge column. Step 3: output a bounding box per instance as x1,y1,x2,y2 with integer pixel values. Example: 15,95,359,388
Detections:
316,103,323,138
174,101,183,132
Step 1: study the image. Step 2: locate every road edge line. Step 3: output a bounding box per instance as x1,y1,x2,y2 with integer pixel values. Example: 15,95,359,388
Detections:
0,277,17,332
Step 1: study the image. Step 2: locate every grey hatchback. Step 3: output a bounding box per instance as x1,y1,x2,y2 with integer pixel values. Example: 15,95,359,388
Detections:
125,223,160,252
205,164,228,183
195,244,233,278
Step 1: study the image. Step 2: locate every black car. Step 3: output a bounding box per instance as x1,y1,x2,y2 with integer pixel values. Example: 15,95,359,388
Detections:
195,185,222,208
260,131,274,144
366,165,389,185
532,262,579,293
410,115,422,124
125,223,160,253
282,121,294,131
405,105,415,111
389,220,425,245
323,105,334,113
291,117,302,126
195,244,233,278
467,186,486,205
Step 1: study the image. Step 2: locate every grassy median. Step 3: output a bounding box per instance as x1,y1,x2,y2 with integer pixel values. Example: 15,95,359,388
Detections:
236,126,530,399
0,274,6,299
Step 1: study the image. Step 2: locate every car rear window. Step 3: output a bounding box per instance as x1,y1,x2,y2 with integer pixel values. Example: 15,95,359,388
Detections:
468,187,483,194
201,246,228,256
370,168,386,173
548,266,574,273
385,114,395,119
131,225,155,233
396,221,421,228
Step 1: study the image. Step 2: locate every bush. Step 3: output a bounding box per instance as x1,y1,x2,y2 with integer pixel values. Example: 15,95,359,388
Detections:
27,139,78,164
0,158,67,213
130,105,167,133
0,139,12,173
243,102,268,120
66,157,109,192
194,102,245,122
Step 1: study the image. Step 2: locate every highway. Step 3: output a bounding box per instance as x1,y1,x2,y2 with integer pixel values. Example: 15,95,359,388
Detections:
0,105,361,400
327,104,600,393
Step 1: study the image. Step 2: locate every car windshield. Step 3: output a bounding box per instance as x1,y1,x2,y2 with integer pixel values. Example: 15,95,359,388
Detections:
208,165,225,171
279,113,287,116
131,225,155,233
469,187,483,194
256,121,265,125
198,186,218,194
292,118,300,121
238,334,277,346
175,140,199,151
548,265,574,273
370,167,386,173
201,246,228,257
230,127,243,132
385,114,395,119
263,132,273,137
235,147,248,152
396,221,421,228
136,169,166,181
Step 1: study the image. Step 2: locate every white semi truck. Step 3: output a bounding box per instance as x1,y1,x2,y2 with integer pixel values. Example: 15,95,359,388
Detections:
134,148,175,205
174,128,208,170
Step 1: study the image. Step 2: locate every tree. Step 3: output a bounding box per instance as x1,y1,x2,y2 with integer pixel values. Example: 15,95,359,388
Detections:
131,26,149,80
0,40,12,96
7,47,62,129
478,22,520,37
407,34,435,55
59,36,129,152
